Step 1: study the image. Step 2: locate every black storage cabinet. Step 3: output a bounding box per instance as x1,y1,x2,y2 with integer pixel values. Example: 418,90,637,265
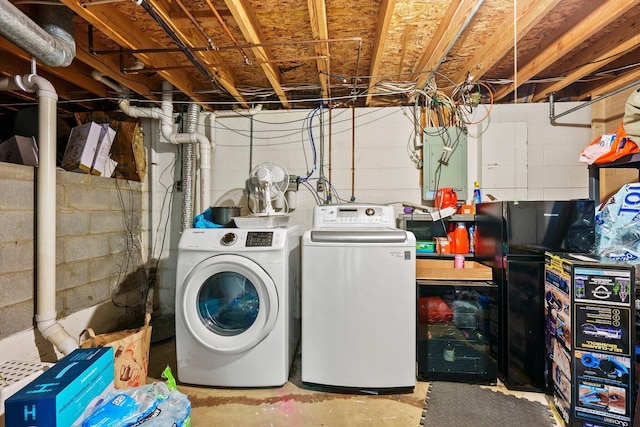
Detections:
417,279,498,384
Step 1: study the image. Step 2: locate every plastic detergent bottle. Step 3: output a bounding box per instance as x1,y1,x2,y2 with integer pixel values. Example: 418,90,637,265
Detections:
453,223,469,254
473,181,482,205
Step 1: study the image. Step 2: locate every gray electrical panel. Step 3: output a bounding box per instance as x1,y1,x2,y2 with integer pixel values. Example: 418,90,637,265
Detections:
422,126,467,203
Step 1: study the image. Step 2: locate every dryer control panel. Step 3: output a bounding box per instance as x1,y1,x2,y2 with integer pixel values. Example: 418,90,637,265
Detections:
180,227,296,251
312,204,395,229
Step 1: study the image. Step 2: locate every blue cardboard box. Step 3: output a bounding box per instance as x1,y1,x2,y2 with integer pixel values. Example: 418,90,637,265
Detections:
5,347,114,427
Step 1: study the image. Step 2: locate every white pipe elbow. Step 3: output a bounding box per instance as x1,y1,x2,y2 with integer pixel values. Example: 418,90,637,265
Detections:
36,312,78,356
16,74,58,101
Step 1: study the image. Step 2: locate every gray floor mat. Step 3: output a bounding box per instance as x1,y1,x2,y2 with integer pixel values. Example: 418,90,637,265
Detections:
421,381,556,426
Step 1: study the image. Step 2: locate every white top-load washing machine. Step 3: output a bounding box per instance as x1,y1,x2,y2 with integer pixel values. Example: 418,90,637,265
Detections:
301,204,416,390
175,225,299,387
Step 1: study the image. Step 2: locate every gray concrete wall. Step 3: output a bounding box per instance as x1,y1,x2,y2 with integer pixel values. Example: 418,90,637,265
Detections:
0,162,146,341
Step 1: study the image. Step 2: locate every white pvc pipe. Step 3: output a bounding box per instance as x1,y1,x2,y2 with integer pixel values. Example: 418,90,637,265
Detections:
0,74,78,355
91,70,123,95
199,132,212,211
117,81,214,213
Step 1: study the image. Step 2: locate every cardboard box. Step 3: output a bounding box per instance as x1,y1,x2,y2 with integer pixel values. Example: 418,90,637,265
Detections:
109,120,146,181
599,168,638,202
0,360,52,427
61,122,102,173
544,252,635,427
62,122,115,175
416,259,492,281
90,125,116,176
4,347,114,427
73,112,146,182
0,135,38,166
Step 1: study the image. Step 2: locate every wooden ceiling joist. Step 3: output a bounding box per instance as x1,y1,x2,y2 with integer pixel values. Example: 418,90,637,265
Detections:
414,0,483,91
532,31,640,102
1,0,639,113
224,0,291,109
59,0,248,108
493,0,640,102
308,0,330,102
365,0,396,106
451,0,561,90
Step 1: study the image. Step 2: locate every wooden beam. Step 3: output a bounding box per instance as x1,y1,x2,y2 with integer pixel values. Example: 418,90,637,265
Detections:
74,34,161,99
308,0,330,102
58,0,247,107
576,67,640,102
493,0,640,102
532,31,640,102
0,37,109,98
414,0,482,90
0,51,96,112
224,0,291,109
450,0,560,88
365,0,396,107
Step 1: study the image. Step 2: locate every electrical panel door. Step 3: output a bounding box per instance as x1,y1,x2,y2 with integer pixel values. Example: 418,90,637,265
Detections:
422,127,467,203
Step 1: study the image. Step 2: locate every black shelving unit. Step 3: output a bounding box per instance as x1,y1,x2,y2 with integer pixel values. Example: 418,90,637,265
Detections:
400,213,476,259
588,152,640,204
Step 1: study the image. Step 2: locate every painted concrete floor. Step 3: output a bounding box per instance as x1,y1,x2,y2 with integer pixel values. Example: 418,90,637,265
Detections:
147,338,561,426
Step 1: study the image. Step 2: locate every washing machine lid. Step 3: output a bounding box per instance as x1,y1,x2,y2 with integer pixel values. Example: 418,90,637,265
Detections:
309,229,408,243
179,254,279,354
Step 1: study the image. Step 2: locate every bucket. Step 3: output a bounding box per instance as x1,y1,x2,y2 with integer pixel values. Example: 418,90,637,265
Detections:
210,206,241,227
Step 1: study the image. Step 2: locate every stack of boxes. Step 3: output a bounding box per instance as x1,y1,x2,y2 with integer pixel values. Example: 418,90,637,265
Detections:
61,122,116,176
545,252,635,427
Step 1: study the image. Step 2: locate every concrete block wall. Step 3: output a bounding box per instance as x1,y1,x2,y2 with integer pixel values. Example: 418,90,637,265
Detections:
210,107,423,233
210,104,590,232
468,102,592,201
0,162,145,342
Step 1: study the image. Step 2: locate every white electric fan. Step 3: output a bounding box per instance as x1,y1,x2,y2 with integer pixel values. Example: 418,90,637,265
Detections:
248,161,289,215
234,161,290,228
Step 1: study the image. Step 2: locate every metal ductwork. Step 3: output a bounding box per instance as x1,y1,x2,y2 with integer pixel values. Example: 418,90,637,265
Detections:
0,0,76,67
181,104,199,232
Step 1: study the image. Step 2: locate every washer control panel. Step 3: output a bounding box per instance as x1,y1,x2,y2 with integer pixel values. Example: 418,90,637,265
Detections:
312,204,395,228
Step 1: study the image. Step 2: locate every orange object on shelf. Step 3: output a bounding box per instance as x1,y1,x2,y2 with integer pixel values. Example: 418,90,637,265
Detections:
452,223,469,254
458,204,475,215
434,188,457,210
435,237,451,254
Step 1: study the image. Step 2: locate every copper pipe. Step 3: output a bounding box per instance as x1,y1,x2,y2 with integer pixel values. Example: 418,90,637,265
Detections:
81,0,124,6
203,0,249,63
173,0,215,48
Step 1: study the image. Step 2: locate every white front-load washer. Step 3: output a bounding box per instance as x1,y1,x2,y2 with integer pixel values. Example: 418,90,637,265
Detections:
175,225,299,387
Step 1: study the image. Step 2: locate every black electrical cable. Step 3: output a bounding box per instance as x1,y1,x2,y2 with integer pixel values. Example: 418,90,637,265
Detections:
135,0,225,93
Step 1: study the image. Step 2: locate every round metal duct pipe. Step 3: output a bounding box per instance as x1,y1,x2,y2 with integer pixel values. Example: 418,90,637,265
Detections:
0,0,76,67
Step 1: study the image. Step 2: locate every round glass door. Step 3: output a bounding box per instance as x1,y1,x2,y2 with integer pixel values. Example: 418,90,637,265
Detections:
180,254,279,354
197,271,259,336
